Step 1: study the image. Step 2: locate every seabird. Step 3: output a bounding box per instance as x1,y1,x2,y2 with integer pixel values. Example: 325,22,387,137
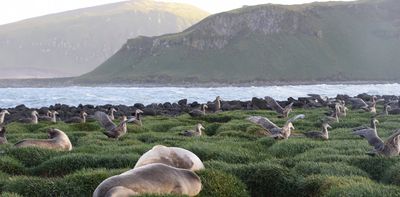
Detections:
109,108,117,120
18,110,39,124
353,128,400,157
352,118,379,133
0,110,10,124
128,109,144,126
65,111,88,123
214,96,222,112
189,104,208,117
180,123,204,137
247,114,305,140
265,96,294,118
95,111,135,139
304,123,332,140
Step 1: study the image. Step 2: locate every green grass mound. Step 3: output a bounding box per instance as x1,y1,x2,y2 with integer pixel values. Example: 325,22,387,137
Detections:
58,168,125,196
30,154,139,176
223,162,299,197
268,139,322,158
1,109,400,196
2,176,59,197
381,163,400,186
293,161,369,177
0,157,25,175
349,157,400,181
197,169,250,197
0,192,23,197
5,147,62,167
301,175,400,197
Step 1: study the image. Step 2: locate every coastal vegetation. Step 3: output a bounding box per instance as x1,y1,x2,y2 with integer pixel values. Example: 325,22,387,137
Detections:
1,107,400,196
80,0,400,84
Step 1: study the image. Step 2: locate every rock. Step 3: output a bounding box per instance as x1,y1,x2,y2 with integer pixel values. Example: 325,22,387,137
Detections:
251,97,268,110
178,99,187,106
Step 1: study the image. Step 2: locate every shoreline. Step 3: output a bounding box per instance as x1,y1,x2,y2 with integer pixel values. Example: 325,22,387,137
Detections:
0,78,399,88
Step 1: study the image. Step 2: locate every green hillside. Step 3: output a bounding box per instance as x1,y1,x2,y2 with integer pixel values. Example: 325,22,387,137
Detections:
0,0,208,78
80,0,400,84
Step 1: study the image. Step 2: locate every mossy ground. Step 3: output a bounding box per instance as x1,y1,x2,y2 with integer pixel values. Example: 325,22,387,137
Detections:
1,108,400,196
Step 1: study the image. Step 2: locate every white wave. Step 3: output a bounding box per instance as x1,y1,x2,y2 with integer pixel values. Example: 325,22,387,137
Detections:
0,84,399,108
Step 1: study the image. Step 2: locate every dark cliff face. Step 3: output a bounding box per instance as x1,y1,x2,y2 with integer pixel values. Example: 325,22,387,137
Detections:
124,4,319,53
82,0,400,84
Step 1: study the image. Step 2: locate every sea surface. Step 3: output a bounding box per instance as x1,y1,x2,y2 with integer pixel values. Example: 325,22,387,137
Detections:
0,84,399,108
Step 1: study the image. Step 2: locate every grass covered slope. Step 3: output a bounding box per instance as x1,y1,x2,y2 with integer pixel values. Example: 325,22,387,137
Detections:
0,0,208,78
1,107,400,196
81,0,400,84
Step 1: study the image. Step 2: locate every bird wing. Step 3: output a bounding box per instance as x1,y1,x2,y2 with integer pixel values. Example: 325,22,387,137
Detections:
384,129,400,148
349,98,368,109
353,129,384,150
95,111,116,131
284,102,294,111
287,114,306,123
116,117,136,128
247,116,280,131
265,96,284,114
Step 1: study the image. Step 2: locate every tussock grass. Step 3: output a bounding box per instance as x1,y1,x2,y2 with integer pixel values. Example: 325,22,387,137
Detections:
1,109,400,196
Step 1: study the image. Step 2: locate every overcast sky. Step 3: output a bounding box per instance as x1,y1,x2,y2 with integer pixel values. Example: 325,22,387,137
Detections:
0,0,354,25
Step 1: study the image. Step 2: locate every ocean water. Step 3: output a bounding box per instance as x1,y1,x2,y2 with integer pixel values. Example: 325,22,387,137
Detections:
0,84,399,108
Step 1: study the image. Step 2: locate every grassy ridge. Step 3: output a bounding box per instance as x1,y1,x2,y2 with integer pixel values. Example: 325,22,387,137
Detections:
0,0,209,78
81,0,400,84
1,108,400,196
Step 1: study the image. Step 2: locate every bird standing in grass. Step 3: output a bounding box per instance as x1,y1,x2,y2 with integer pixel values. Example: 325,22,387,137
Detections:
214,96,222,112
0,110,10,124
95,111,135,139
128,109,144,126
65,111,88,123
352,118,379,133
248,114,305,140
189,104,208,117
304,123,332,140
18,110,39,124
109,108,117,120
353,128,400,157
180,123,205,137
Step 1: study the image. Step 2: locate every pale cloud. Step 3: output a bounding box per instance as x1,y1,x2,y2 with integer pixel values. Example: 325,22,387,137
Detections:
0,0,354,25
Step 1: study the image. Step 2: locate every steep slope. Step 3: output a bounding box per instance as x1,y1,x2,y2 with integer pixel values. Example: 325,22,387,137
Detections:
0,0,208,78
81,0,400,84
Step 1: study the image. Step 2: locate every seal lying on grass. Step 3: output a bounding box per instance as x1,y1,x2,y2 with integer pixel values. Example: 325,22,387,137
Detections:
14,128,72,151
93,163,202,197
134,145,205,171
